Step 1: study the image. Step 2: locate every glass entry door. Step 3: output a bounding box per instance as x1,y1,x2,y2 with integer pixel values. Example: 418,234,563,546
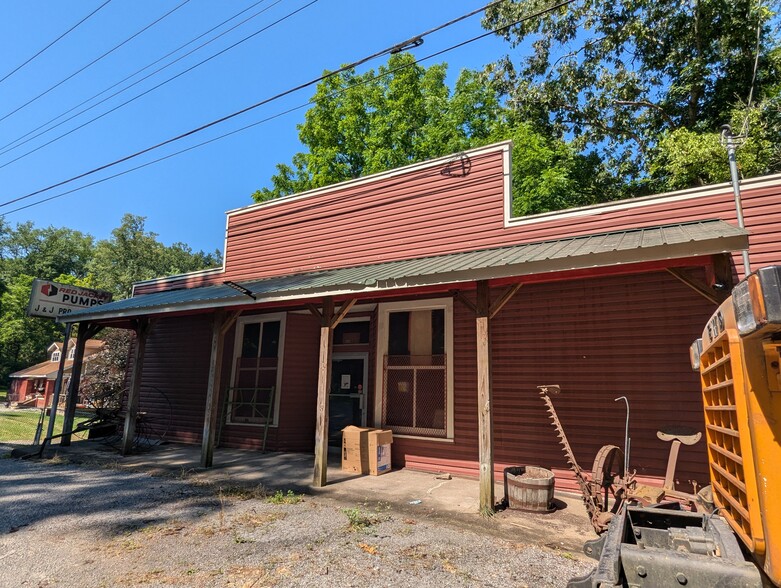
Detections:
328,353,368,445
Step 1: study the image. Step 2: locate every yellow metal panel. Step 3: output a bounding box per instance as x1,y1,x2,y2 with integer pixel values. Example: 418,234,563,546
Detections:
701,299,781,585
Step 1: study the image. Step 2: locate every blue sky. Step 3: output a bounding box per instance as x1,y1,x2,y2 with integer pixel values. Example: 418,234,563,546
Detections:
0,1,511,254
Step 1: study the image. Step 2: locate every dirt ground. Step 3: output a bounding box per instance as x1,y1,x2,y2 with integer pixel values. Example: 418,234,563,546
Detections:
0,455,593,587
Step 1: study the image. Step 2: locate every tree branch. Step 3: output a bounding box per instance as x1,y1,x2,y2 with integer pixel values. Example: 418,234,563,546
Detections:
612,100,675,127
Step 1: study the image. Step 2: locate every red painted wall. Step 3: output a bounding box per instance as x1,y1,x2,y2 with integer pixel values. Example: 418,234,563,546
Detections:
134,142,781,296
397,271,713,492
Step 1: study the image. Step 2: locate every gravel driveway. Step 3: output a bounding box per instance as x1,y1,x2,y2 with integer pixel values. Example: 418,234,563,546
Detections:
0,457,591,587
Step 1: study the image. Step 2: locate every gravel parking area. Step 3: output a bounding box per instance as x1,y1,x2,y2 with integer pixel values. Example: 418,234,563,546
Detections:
0,457,591,587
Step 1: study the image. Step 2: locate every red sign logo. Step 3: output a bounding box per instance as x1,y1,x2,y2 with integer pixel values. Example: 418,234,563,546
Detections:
40,284,58,296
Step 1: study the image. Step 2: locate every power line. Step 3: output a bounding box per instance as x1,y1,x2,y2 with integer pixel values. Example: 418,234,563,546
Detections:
738,0,765,138
0,0,113,85
0,0,192,126
0,0,276,157
1,0,573,213
0,0,293,169
0,0,486,163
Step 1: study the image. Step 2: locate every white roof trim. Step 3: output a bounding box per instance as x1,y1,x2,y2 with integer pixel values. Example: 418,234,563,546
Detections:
224,141,513,217
505,173,781,228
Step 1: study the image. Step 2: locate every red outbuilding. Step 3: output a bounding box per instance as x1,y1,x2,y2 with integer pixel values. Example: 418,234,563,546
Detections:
8,339,104,408
59,141,780,511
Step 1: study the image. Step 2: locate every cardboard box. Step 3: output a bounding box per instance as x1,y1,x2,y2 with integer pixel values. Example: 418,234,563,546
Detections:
342,426,372,474
368,429,393,476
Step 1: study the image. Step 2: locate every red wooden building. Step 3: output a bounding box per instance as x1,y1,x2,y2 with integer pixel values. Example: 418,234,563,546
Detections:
60,141,780,511
8,339,103,408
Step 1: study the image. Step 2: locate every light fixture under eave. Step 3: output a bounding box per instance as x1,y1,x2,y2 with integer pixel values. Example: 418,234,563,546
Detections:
223,280,256,300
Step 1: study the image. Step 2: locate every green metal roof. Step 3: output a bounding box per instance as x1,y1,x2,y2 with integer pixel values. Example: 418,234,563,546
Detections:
61,219,748,323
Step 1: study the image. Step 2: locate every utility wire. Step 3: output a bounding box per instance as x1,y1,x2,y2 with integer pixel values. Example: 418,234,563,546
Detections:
0,0,275,156
0,0,489,162
0,0,290,168
1,0,573,213
0,0,113,85
0,0,192,125
739,0,765,139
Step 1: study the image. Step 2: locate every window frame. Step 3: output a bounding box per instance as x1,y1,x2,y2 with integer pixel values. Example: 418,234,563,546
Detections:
67,347,75,360
51,350,61,362
374,297,454,440
227,312,286,427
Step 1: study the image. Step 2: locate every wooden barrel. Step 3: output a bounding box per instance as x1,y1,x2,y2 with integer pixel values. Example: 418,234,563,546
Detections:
503,466,555,512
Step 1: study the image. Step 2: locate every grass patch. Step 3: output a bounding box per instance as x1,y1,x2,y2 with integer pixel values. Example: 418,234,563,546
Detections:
342,507,383,531
266,489,303,505
0,409,89,442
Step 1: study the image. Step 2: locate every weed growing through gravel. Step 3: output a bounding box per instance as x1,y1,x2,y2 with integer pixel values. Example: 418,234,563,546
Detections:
342,507,383,531
266,489,303,504
233,532,254,544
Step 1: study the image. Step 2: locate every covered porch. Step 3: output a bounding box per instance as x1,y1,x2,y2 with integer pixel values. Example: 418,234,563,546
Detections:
57,220,748,514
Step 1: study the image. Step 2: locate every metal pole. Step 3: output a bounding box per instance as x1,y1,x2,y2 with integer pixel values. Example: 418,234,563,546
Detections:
614,396,630,474
721,125,752,276
45,322,72,441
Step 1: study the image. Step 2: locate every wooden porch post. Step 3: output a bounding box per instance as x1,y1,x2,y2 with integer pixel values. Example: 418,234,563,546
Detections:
200,310,241,468
121,318,153,455
61,322,102,446
313,297,334,487
476,280,494,515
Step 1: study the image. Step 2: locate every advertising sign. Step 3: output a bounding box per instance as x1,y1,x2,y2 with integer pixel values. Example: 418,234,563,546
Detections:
27,279,113,319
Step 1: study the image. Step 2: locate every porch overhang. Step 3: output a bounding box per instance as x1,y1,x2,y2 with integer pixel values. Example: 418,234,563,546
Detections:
60,219,748,324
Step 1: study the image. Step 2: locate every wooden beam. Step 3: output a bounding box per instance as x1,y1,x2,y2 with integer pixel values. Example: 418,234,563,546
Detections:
313,297,334,487
453,290,477,314
476,280,494,515
306,303,322,321
220,310,242,336
331,298,358,329
121,319,152,455
489,283,522,319
61,322,102,445
666,268,721,304
200,310,238,468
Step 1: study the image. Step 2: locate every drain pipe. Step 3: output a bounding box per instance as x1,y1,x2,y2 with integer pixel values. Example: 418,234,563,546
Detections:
721,125,751,276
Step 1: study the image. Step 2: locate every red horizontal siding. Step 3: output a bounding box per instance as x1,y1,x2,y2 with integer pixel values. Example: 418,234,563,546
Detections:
133,315,213,445
391,271,713,493
134,148,781,296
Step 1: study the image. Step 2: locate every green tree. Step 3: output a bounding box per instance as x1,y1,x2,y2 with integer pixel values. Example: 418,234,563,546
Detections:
88,214,221,299
483,0,781,187
253,54,504,201
0,221,93,281
252,54,617,214
0,274,86,383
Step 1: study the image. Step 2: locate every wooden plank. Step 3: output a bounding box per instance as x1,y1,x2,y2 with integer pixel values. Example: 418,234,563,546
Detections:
666,268,721,304
313,297,334,487
453,290,477,313
306,303,322,321
121,319,152,455
476,280,494,515
200,310,236,468
60,322,102,446
489,283,522,319
331,298,357,329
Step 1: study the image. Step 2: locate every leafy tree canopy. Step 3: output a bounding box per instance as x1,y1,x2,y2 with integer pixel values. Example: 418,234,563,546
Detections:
253,53,618,215
483,0,781,190
0,214,221,384
88,213,222,299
